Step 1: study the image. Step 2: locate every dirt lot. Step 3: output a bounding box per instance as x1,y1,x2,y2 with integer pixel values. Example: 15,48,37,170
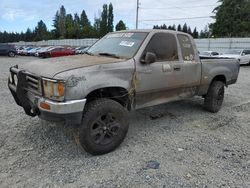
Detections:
0,56,249,188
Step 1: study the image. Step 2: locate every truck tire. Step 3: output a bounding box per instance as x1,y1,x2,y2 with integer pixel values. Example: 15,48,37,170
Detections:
204,81,225,113
79,98,129,155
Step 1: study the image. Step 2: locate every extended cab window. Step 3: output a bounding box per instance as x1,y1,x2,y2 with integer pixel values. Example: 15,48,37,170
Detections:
143,33,178,61
177,34,195,61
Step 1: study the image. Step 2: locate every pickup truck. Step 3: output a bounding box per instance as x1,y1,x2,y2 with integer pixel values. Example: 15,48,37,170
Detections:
8,30,240,155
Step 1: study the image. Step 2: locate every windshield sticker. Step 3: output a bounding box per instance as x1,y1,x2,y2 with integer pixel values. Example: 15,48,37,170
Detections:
119,41,135,47
184,54,195,61
107,33,134,38
123,33,134,38
182,43,192,48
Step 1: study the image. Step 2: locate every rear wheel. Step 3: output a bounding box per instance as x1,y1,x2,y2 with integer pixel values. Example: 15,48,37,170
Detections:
8,51,15,57
204,81,225,113
79,98,129,155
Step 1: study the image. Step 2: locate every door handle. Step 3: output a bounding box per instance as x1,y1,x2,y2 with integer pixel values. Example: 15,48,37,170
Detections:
173,66,181,71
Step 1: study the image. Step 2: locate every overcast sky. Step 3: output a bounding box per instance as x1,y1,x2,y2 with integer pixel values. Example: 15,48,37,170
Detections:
0,0,220,33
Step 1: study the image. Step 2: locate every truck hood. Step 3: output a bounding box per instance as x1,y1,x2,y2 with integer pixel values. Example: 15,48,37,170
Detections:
20,54,124,78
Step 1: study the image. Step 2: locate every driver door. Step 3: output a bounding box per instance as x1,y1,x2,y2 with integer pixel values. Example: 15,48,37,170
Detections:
135,32,185,109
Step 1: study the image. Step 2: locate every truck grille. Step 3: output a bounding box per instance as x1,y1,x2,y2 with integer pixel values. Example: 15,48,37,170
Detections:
25,74,42,95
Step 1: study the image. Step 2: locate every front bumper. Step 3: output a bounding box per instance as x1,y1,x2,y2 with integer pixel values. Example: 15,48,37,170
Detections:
37,98,86,124
8,66,86,124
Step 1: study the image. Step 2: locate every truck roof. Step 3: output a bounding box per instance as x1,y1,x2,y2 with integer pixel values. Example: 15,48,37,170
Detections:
114,29,190,36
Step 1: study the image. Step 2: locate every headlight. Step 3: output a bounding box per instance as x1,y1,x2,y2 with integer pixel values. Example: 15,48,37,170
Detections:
42,78,65,101
9,73,13,83
13,74,18,86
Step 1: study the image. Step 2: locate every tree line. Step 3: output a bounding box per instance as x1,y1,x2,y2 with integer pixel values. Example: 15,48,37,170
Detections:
153,23,210,39
0,3,127,43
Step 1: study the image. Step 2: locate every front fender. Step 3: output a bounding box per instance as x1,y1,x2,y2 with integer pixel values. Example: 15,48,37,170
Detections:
54,59,135,100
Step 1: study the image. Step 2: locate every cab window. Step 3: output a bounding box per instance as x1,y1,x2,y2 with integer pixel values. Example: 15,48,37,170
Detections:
177,34,195,61
143,33,178,62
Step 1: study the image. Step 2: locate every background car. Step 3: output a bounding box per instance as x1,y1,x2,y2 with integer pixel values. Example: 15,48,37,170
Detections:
0,44,17,57
199,51,220,58
36,46,55,57
18,46,33,56
219,49,250,65
27,47,41,56
39,47,75,58
75,46,89,54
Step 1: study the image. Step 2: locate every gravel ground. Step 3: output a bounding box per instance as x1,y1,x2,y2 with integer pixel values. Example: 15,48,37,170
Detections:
0,56,249,188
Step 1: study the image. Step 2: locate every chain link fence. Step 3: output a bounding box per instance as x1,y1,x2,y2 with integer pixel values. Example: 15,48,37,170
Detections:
195,38,250,53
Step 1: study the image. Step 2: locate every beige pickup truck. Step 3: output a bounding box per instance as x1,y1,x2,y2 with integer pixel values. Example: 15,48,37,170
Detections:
8,30,240,155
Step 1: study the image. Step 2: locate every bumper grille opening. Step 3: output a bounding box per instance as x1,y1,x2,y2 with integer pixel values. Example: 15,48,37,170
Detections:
25,74,42,95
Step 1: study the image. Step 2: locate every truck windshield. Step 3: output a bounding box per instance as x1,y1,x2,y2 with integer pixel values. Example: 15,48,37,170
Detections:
87,32,148,59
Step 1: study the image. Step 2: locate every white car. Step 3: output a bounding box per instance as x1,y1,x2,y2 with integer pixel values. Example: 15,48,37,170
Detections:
219,49,250,65
199,51,220,58
35,46,56,57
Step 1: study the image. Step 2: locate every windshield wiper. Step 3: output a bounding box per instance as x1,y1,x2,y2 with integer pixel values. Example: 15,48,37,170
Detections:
84,51,94,56
98,52,120,59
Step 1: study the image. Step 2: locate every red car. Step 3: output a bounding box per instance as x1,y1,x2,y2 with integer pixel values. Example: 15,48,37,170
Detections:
39,47,75,58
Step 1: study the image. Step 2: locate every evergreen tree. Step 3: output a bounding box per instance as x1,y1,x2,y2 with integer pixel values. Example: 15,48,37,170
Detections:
161,24,167,29
100,4,108,37
65,14,75,38
80,10,92,38
58,5,66,38
199,30,205,38
182,23,188,33
153,25,160,29
115,20,126,31
172,24,176,31
80,10,91,28
193,27,199,38
52,11,60,38
34,20,49,41
177,24,182,31
93,17,101,37
107,3,114,32
25,28,34,41
73,13,81,38
187,26,192,35
211,0,250,37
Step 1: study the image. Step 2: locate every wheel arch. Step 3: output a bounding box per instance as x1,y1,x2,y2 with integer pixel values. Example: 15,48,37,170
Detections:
210,74,227,86
85,87,132,110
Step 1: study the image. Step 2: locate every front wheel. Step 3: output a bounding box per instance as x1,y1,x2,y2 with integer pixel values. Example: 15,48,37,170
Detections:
204,81,225,113
79,99,129,155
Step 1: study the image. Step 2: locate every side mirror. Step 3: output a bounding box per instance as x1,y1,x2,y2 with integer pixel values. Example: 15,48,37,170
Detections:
242,53,246,56
143,52,156,64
